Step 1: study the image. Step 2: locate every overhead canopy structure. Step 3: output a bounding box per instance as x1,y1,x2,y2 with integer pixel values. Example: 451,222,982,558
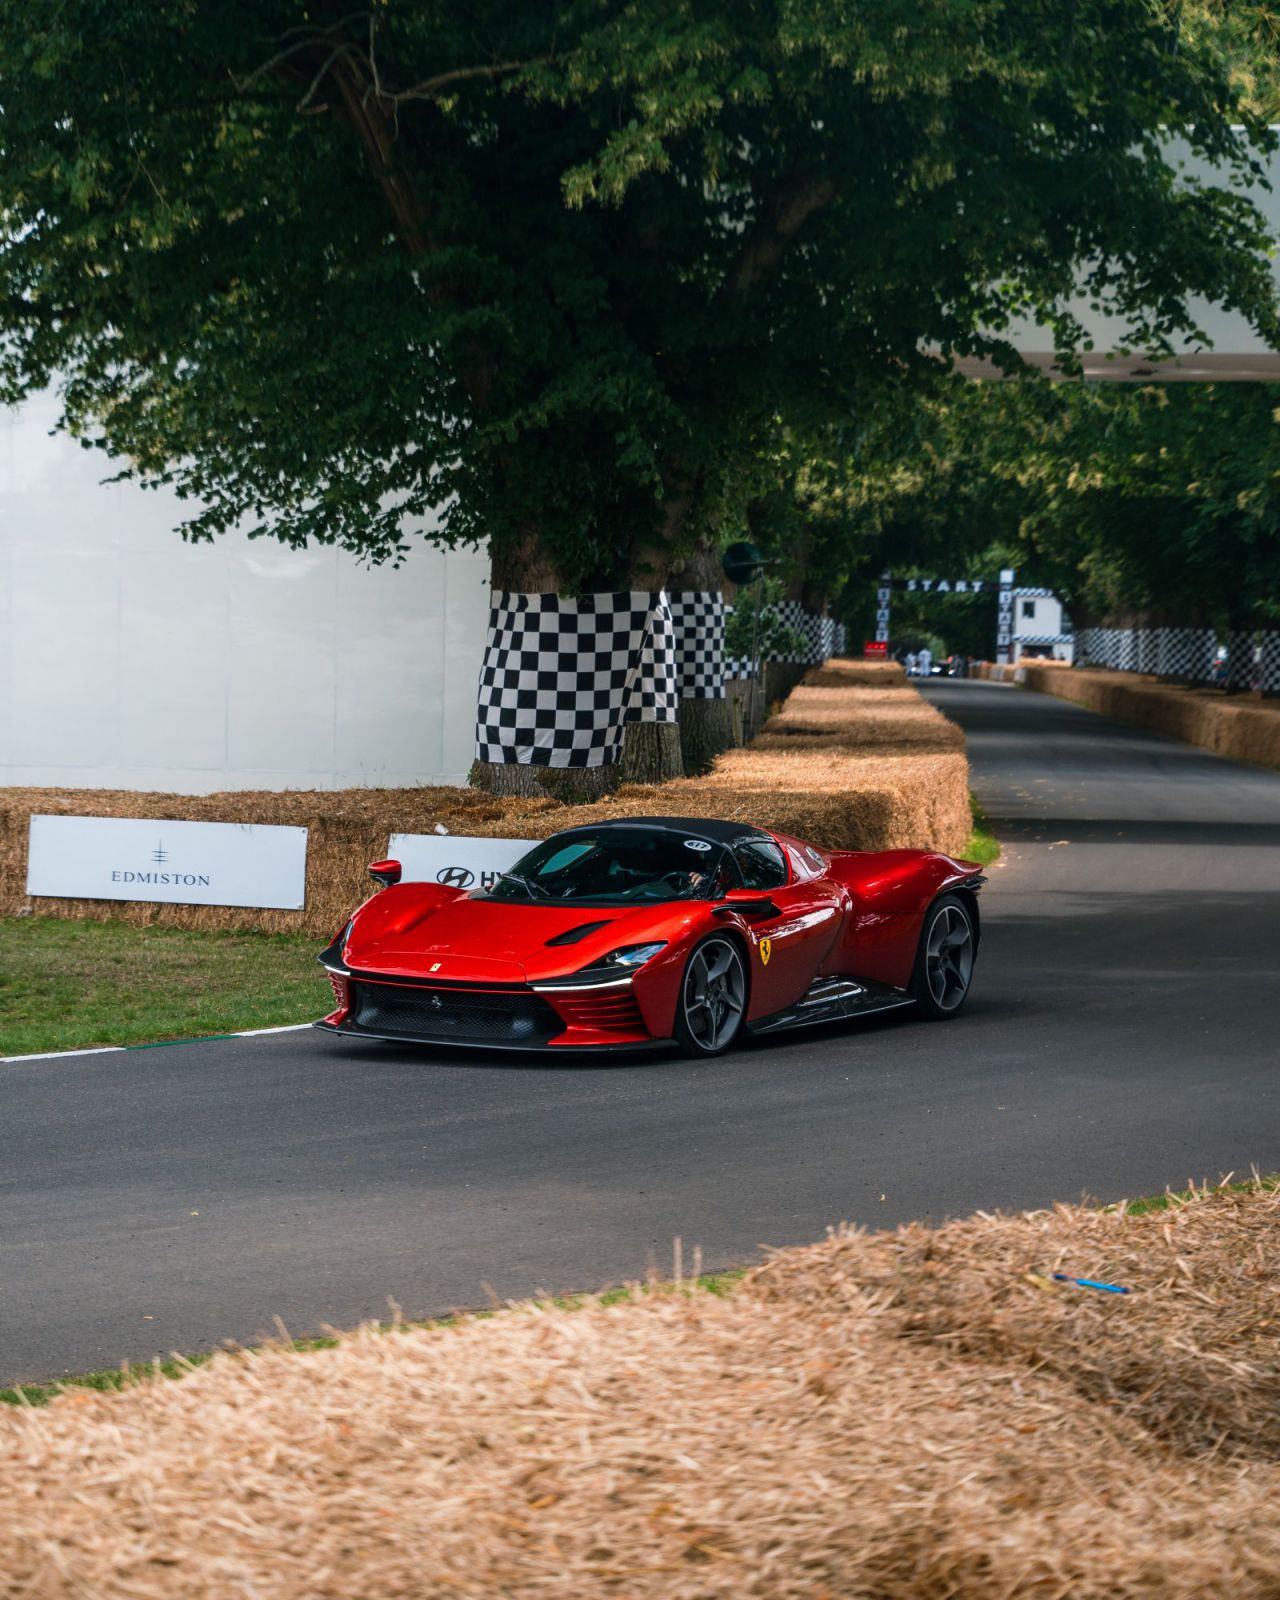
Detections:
952,137,1280,383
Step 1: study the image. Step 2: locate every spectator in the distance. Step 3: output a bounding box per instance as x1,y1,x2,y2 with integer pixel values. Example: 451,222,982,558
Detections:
917,645,933,677
905,650,918,677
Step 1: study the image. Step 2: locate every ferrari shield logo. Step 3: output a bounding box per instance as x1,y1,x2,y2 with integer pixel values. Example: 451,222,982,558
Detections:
759,937,772,966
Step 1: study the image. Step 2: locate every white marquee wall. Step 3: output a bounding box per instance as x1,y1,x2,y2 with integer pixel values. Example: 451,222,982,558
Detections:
0,392,491,792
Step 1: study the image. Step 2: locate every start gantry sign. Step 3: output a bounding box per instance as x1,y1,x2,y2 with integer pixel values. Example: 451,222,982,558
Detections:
25,816,308,910
877,570,1017,664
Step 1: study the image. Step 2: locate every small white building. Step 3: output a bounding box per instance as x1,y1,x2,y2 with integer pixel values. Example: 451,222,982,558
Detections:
1010,588,1074,665
0,390,491,793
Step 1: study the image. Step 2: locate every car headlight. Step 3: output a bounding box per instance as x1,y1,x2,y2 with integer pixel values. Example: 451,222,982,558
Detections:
533,942,667,990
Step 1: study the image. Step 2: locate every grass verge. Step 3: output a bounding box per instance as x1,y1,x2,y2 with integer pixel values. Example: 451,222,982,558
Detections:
963,792,1001,866
0,917,328,1057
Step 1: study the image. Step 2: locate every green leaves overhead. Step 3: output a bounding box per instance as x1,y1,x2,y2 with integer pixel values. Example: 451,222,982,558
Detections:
0,0,1276,587
813,377,1280,629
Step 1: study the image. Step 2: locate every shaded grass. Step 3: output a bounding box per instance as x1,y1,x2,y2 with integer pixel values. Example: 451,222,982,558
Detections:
963,792,1002,866
0,917,328,1056
0,1272,747,1408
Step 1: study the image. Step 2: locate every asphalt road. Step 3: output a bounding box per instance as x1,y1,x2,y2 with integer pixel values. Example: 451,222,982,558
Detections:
3,678,1278,1384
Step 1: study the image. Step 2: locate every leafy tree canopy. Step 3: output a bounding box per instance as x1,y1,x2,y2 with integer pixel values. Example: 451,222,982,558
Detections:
1,0,1277,590
805,375,1280,634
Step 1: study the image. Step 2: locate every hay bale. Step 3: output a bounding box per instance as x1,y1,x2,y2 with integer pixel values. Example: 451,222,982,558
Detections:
0,664,973,935
1018,666,1280,768
0,787,559,937
3,1187,1278,1598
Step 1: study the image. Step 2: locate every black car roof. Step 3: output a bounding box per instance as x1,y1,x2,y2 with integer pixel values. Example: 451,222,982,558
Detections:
547,816,772,847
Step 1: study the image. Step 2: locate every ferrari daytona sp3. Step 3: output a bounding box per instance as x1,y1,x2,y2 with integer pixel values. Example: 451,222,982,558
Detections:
316,817,984,1057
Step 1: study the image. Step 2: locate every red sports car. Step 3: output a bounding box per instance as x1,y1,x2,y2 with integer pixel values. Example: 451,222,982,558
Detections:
316,817,984,1057
316,819,979,1056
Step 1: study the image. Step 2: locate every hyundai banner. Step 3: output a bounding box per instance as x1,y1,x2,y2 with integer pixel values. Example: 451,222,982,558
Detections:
26,815,308,909
388,833,539,894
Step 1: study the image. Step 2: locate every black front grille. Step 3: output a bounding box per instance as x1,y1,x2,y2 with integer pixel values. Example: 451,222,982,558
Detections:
351,983,561,1045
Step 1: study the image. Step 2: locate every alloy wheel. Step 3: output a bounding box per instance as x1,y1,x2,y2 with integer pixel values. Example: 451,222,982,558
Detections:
925,903,974,1012
682,938,746,1052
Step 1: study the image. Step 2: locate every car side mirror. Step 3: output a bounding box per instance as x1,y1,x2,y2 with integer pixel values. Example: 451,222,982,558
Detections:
368,858,402,888
715,890,780,920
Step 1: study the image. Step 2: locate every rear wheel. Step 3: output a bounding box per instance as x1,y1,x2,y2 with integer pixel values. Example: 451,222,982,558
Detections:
673,935,747,1058
910,894,976,1019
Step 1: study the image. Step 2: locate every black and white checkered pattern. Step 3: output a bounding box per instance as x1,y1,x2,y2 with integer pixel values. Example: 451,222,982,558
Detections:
1080,625,1220,680
668,590,726,698
769,599,811,664
1156,627,1217,681
1015,634,1074,647
1011,587,1056,599
624,594,680,724
1261,632,1280,694
475,591,676,769
721,602,840,676
762,602,836,666
1226,631,1255,692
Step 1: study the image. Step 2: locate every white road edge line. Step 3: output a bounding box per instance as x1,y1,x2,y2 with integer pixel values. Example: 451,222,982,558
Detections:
2,1023,313,1063
1,1045,127,1064
233,1024,313,1038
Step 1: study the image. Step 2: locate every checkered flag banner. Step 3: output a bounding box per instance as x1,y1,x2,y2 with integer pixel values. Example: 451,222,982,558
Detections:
475,591,677,769
770,599,810,664
624,593,680,725
1227,630,1255,692
1261,632,1280,694
1157,627,1217,681
668,590,726,699
761,601,835,666
1078,625,1219,681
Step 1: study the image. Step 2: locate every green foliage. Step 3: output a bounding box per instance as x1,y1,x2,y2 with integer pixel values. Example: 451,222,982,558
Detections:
826,377,1280,630
1173,2,1280,119
0,2,1276,587
724,577,806,664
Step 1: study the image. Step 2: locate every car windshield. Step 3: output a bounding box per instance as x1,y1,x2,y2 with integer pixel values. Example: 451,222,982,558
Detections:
484,830,741,904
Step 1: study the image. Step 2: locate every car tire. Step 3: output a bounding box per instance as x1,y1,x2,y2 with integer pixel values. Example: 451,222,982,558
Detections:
909,893,977,1020
672,934,748,1058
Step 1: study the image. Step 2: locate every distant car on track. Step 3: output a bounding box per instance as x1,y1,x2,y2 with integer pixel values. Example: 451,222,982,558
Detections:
316,818,985,1057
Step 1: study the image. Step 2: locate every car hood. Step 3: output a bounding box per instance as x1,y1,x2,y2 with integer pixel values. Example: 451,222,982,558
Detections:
344,888,702,983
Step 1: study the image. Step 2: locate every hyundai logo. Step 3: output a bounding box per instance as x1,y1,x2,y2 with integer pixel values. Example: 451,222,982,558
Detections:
436,866,475,888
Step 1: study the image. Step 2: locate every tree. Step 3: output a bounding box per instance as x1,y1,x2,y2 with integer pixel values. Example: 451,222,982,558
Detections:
2,0,1277,787
803,373,1280,655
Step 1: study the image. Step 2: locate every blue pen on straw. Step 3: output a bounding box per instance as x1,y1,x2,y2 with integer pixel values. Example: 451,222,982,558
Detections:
1053,1274,1129,1294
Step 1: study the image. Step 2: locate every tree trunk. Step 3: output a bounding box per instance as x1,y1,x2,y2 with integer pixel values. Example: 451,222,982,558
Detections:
669,536,736,776
470,527,621,801
620,720,685,785
678,693,734,776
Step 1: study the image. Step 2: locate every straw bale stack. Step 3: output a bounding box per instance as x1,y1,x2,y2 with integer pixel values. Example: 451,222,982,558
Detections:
0,660,971,934
3,1186,1277,1598
1012,664,1280,768
0,786,560,938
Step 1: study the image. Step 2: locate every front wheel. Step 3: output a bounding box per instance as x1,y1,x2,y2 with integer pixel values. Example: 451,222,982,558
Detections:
910,894,977,1020
673,935,747,1058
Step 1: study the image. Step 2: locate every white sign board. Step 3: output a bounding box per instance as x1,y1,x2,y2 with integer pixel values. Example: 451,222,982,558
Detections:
26,815,309,909
388,833,539,894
